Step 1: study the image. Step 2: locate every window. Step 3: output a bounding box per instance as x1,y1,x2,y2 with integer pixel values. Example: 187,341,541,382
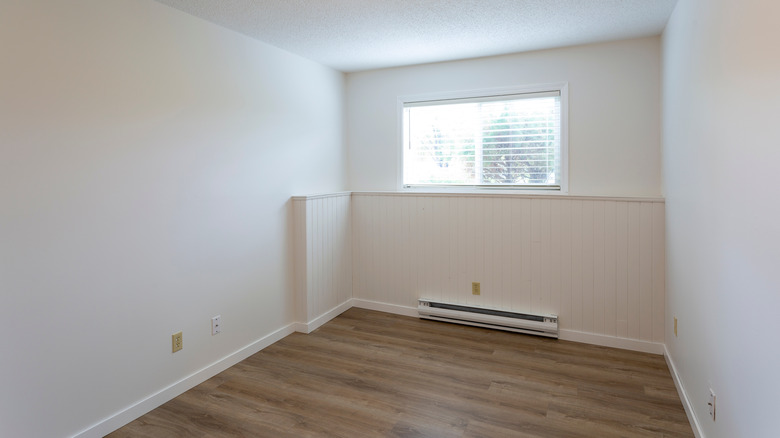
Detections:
401,84,567,191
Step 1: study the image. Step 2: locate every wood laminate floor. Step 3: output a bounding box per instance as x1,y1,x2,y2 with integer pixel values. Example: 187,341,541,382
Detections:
109,308,694,437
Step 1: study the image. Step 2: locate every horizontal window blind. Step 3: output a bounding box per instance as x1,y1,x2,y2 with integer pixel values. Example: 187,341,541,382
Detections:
403,91,562,189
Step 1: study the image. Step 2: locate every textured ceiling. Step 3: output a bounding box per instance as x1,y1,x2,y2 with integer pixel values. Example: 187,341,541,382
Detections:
154,0,678,72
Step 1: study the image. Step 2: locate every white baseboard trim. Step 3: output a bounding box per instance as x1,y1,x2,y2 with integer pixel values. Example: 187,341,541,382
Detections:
296,300,353,334
664,345,704,438
73,323,298,438
351,299,418,317
292,322,308,333
559,329,665,355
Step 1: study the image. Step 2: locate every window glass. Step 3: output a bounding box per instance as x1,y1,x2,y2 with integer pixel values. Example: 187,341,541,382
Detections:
402,89,563,190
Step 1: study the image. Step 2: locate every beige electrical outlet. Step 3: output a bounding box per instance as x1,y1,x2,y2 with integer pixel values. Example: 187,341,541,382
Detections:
172,331,183,353
472,282,481,295
674,317,678,337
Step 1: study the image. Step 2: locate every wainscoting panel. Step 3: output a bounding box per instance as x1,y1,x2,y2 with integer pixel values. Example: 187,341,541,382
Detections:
351,193,665,343
293,193,352,329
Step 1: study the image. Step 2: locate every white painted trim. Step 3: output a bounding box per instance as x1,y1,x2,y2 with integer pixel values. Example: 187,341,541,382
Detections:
290,191,352,201
292,322,309,333
664,345,705,438
395,186,569,196
397,83,570,110
291,191,666,203
351,299,418,317
559,82,569,194
296,300,353,334
396,95,405,194
559,329,664,355
72,323,297,438
351,191,665,203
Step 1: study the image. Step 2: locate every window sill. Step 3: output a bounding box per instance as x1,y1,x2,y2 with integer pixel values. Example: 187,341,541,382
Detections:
351,190,664,203
399,186,567,196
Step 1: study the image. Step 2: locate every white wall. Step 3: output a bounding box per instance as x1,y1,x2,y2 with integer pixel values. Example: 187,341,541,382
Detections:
662,0,780,436
0,1,345,437
346,37,661,197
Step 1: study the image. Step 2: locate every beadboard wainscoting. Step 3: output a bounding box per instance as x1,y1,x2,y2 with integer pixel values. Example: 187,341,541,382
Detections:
351,193,666,352
293,192,665,353
292,193,353,332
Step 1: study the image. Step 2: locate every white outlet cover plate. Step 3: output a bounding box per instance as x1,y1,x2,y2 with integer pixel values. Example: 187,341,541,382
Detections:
708,389,716,420
212,315,221,335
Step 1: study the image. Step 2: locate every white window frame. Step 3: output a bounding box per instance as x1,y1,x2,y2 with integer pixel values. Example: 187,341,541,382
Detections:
397,83,569,194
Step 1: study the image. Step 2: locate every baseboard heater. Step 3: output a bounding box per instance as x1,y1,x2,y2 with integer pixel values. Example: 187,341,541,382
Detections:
418,299,559,338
